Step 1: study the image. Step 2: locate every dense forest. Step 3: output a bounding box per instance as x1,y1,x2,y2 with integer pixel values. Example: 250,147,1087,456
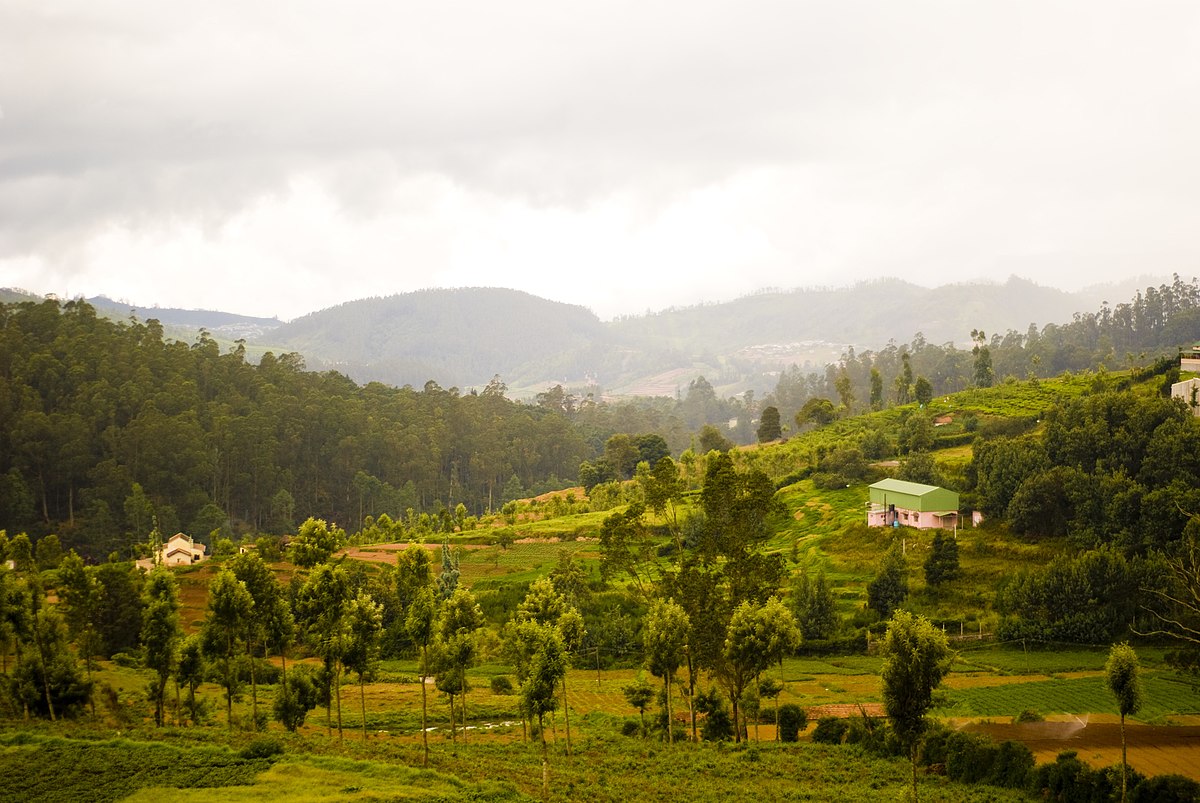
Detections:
0,299,740,560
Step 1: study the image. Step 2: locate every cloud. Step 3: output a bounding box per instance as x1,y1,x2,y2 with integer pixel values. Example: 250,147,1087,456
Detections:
2,1,1199,317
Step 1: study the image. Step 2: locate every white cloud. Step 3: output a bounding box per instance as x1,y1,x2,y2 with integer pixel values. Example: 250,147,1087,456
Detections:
2,1,1199,318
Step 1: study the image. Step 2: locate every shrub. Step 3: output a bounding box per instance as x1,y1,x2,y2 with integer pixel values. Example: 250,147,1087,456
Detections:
1131,774,1200,803
777,704,807,742
110,652,142,669
620,719,641,737
695,689,734,742
490,676,514,695
1013,708,1043,723
239,738,284,760
987,740,1034,788
811,716,848,745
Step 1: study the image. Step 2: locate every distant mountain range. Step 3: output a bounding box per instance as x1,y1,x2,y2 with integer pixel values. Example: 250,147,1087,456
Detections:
0,275,1168,399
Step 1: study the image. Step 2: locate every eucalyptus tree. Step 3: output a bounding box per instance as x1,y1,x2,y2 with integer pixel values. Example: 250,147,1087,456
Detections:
296,562,354,740
755,596,801,739
880,611,952,803
721,600,768,742
201,568,254,729
520,621,566,802
230,551,287,728
343,590,383,740
141,566,182,727
437,587,484,740
406,584,437,766
177,634,205,726
1106,643,1143,803
643,598,690,744
55,551,101,713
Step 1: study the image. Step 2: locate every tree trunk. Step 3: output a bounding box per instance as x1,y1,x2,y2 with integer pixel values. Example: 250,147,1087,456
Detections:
561,671,572,756
731,696,741,743
665,674,673,744
249,647,259,730
461,678,468,743
911,743,920,803
420,646,429,767
1121,712,1128,803
335,665,343,741
539,712,549,802
360,676,368,740
448,692,456,742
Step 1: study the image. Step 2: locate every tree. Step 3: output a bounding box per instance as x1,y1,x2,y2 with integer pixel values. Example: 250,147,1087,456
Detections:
343,590,383,740
141,567,182,727
971,329,994,388
791,570,837,640
622,674,655,737
796,397,837,428
924,531,960,587
201,569,253,729
296,563,353,739
290,517,345,568
867,542,908,619
14,605,92,719
913,376,933,407
519,621,566,801
722,600,768,742
177,634,205,726
643,598,690,744
869,368,884,410
274,665,319,732
1106,643,1143,803
756,406,782,443
229,551,285,728
755,596,801,739
697,424,733,454
437,587,484,740
880,611,952,803
406,584,437,766
34,534,63,571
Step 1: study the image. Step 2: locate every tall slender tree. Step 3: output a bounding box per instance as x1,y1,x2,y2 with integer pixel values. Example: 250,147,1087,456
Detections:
201,569,254,729
880,611,952,803
141,566,182,727
643,598,690,744
1106,643,1143,803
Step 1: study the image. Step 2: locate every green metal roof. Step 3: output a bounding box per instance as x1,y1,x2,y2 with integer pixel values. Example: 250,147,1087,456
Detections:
868,479,959,512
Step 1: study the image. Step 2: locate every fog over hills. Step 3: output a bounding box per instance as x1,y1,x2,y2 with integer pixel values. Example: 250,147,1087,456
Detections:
2,274,1175,399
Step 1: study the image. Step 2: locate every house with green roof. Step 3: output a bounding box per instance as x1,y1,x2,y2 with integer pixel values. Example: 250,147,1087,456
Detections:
1182,342,1200,373
867,478,959,530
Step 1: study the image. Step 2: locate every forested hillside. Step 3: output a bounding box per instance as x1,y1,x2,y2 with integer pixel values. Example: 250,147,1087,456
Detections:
766,274,1200,428
0,298,708,560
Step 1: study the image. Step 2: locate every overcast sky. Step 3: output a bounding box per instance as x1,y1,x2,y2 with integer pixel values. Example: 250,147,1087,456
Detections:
2,2,1198,321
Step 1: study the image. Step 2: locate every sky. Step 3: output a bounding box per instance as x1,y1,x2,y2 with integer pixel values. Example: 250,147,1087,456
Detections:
2,1,1198,322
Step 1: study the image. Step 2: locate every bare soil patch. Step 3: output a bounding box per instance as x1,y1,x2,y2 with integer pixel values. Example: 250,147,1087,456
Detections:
965,719,1200,781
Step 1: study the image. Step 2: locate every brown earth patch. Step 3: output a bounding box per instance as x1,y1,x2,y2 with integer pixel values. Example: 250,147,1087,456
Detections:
339,542,487,565
964,720,1200,781
806,703,885,719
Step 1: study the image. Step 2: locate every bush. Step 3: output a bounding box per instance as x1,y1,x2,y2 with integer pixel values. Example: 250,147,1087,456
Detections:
620,719,641,737
811,716,848,745
110,652,142,669
777,704,807,742
239,738,284,760
1013,708,1043,723
490,675,514,695
695,689,734,742
1131,774,1200,803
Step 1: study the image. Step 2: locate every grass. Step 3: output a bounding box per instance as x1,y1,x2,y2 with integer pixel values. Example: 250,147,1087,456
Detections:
0,727,1035,803
938,672,1200,721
